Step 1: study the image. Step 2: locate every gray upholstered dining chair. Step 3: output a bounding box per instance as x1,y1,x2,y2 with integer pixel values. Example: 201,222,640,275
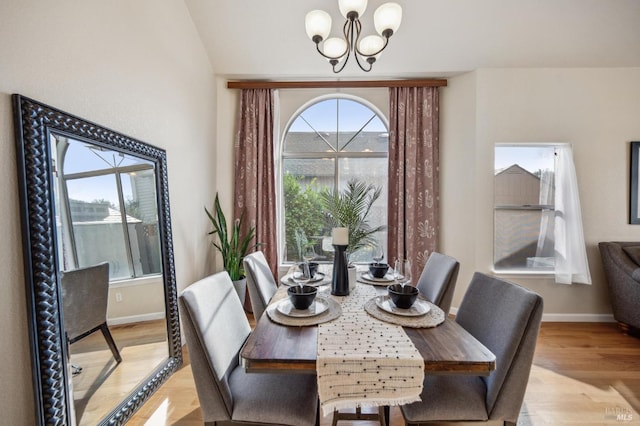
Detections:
401,272,543,426
243,250,278,321
179,271,319,426
61,262,121,363
415,252,460,315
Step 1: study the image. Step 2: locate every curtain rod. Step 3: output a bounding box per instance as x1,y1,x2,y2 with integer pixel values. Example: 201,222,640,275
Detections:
227,79,447,89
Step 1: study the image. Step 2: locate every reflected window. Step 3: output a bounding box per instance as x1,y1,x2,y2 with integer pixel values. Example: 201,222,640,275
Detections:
54,135,162,280
281,96,388,263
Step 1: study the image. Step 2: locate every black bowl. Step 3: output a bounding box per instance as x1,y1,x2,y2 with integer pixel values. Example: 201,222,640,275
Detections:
369,262,389,278
287,285,318,310
387,284,419,309
298,261,319,278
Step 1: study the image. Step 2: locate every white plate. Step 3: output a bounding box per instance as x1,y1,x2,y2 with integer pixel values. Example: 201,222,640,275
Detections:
359,272,395,284
286,272,327,286
375,295,431,317
276,297,330,317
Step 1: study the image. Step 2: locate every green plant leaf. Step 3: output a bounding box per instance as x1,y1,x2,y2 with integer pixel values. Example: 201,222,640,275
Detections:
205,193,260,281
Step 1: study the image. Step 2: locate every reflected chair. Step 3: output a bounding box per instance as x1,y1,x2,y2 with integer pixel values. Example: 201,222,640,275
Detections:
415,252,460,315
179,271,319,426
401,272,543,426
61,262,121,363
243,251,278,321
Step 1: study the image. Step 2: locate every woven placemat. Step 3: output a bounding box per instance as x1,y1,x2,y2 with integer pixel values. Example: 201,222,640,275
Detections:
266,297,342,326
364,296,445,328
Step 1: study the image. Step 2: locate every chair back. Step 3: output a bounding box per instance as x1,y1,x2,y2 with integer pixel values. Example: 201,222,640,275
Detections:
455,272,543,423
416,252,460,314
61,262,110,340
179,271,251,422
243,251,278,320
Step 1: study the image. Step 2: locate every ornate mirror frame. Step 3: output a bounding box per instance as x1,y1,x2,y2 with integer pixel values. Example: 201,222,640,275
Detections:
12,94,182,425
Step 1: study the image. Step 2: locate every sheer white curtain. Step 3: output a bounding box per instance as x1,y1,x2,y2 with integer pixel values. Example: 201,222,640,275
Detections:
554,145,591,284
535,169,554,259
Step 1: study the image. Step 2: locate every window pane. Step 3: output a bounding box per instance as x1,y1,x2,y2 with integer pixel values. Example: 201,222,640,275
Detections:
287,100,338,152
66,175,133,279
494,208,555,269
62,140,148,175
282,96,389,265
339,158,388,262
494,145,555,271
340,117,388,153
282,159,334,263
337,99,385,151
284,128,335,153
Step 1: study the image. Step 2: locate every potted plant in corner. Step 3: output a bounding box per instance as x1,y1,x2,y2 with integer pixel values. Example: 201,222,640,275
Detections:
205,193,260,306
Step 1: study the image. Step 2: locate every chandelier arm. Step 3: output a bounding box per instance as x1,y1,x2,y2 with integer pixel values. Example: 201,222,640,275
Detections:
351,19,373,72
332,56,350,73
353,53,373,72
331,18,355,73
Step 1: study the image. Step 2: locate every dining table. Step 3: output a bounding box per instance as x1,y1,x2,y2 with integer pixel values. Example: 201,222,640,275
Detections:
240,266,496,419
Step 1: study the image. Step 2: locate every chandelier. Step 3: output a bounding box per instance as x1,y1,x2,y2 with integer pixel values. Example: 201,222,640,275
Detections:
305,0,402,73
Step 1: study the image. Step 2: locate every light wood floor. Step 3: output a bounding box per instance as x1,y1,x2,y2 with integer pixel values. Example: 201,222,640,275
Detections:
127,322,640,426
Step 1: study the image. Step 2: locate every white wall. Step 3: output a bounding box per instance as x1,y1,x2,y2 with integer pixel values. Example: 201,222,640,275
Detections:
0,1,216,423
442,68,640,318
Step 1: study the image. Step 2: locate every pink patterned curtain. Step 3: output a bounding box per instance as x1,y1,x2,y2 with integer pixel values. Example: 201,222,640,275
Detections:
234,89,278,275
388,87,440,279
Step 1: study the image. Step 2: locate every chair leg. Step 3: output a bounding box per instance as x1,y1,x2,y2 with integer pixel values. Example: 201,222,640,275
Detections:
378,406,387,426
100,323,122,363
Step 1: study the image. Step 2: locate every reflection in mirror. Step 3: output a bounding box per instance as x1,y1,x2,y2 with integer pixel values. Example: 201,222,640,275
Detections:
51,135,168,424
13,94,181,426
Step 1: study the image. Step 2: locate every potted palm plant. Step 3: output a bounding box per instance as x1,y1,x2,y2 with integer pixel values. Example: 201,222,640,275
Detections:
205,193,260,305
320,179,385,262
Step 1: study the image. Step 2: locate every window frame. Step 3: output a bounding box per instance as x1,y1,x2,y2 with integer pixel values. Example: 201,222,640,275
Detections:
278,94,389,265
493,142,561,276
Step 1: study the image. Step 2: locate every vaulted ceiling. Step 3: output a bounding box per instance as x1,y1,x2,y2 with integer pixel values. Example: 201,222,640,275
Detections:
184,0,640,80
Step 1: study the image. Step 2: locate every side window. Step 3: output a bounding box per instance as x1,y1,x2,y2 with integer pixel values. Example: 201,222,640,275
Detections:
494,145,556,272
281,96,388,263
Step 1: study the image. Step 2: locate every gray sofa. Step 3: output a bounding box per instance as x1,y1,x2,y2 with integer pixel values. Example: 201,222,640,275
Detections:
598,241,640,334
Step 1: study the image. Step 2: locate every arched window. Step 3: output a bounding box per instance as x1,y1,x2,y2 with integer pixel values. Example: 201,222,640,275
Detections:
280,96,388,264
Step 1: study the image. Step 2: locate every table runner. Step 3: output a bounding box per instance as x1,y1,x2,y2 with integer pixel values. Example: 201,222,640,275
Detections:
317,284,424,416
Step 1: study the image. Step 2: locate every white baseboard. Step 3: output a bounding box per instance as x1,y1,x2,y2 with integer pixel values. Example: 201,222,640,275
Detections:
107,312,165,326
541,313,615,322
448,307,615,323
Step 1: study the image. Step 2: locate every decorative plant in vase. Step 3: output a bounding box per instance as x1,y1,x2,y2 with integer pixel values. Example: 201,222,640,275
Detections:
320,179,385,262
205,193,260,305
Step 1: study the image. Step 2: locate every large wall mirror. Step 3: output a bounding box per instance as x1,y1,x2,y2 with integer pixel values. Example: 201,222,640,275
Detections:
13,95,182,425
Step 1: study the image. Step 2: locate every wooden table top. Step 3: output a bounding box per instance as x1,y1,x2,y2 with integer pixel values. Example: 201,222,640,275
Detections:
241,285,496,376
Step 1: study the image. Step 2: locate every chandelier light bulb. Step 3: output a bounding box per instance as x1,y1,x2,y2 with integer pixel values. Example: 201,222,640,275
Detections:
323,37,348,59
359,35,385,57
305,10,332,42
374,2,402,37
338,0,368,19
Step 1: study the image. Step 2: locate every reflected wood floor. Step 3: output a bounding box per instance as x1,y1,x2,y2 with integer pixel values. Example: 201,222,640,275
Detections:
70,319,167,426
128,322,640,426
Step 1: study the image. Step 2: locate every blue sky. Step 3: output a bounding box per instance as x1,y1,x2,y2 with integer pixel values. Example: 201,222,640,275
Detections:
289,98,387,132
495,145,554,173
